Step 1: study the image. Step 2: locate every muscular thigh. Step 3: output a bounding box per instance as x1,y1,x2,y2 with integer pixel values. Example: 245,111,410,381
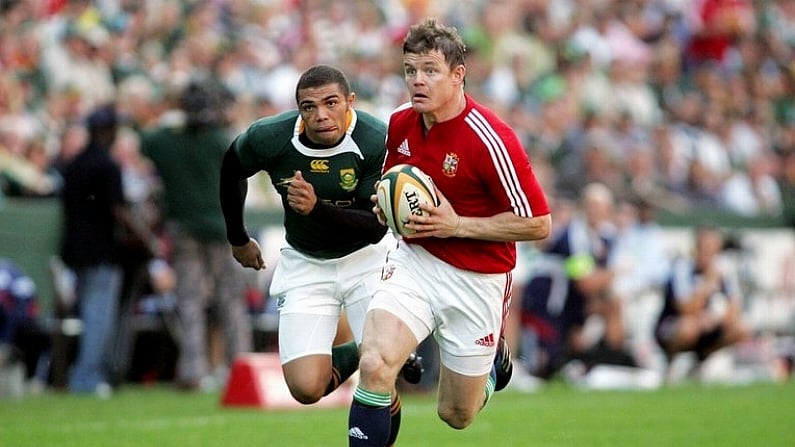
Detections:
278,313,339,364
432,267,507,377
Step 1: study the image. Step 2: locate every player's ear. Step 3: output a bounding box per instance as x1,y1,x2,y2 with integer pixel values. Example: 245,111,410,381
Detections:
452,65,466,86
348,92,356,107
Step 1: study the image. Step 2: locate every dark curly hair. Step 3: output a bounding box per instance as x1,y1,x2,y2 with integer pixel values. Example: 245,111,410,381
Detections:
294,64,351,104
402,17,466,70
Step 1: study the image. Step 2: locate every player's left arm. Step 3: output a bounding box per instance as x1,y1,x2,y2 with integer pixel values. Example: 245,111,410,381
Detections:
405,187,551,241
457,210,551,242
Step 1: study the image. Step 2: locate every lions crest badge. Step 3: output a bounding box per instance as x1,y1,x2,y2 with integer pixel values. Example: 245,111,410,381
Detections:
442,152,459,177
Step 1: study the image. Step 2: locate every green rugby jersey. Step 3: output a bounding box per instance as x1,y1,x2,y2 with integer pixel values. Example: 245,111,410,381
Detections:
233,109,387,259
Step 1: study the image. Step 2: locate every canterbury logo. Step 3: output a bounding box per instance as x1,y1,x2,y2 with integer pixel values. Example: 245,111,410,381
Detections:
475,333,495,347
397,139,410,156
310,159,330,172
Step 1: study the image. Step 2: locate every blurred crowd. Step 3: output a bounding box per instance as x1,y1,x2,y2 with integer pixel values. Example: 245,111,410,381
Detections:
1,0,795,222
3,0,795,395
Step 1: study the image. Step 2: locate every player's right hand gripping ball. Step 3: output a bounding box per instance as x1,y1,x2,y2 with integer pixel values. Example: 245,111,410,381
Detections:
376,164,438,236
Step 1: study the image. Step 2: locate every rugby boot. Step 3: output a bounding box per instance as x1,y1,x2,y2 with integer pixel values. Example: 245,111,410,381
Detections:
400,352,424,384
494,335,513,391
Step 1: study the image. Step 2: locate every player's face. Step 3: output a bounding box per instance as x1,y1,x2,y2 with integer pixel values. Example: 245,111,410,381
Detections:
403,50,464,118
297,83,354,146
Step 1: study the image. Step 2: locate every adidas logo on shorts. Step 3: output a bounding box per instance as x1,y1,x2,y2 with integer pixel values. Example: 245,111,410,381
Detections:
475,333,496,347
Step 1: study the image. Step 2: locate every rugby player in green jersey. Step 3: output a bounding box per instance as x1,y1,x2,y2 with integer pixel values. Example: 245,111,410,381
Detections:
220,65,420,446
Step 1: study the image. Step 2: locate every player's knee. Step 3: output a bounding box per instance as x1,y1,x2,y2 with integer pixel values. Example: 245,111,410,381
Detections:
289,387,324,405
357,349,394,388
284,375,325,404
437,404,476,430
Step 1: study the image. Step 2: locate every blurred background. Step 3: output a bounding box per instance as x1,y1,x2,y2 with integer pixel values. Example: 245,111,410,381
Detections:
1,0,794,397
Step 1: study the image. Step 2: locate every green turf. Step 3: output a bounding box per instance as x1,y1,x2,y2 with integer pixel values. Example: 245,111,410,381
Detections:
1,381,793,447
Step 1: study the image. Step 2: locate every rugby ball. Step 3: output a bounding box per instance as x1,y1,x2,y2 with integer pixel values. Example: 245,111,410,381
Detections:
376,164,438,236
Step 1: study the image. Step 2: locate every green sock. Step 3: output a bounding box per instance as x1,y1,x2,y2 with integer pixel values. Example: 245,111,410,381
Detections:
482,374,496,408
324,341,359,396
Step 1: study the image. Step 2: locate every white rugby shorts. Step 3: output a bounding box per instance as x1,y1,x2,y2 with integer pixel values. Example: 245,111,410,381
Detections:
369,242,510,376
270,235,396,364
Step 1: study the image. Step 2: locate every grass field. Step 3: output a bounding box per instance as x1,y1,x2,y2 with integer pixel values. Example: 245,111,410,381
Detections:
1,380,794,447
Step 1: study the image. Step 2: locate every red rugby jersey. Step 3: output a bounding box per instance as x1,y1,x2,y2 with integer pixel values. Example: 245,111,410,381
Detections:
384,94,550,273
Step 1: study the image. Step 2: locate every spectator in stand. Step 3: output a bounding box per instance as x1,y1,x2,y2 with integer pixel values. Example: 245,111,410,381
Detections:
654,224,750,379
720,150,783,217
0,0,790,221
778,149,795,228
666,93,727,208
684,0,757,69
0,133,61,198
41,20,116,115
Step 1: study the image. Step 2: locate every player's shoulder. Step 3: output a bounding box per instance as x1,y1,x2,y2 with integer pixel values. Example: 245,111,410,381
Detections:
236,110,298,150
351,108,387,141
388,102,415,121
464,96,512,132
352,109,386,132
244,110,299,138
383,102,417,136
350,109,387,154
464,97,522,152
